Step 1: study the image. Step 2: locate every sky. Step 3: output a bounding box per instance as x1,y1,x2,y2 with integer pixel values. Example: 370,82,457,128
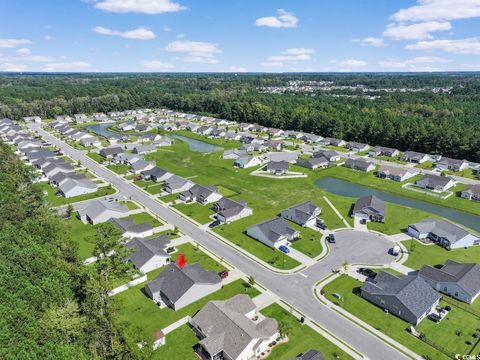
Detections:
1,0,480,72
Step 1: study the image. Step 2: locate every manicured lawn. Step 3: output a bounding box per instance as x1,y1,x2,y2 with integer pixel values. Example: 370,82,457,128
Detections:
216,185,239,197
128,212,162,227
113,279,260,343
288,221,323,258
159,193,177,203
65,216,98,259
442,168,478,180
134,179,156,188
260,304,353,360
146,184,164,195
174,202,215,224
120,200,140,210
35,183,115,206
87,152,105,163
322,145,348,153
107,164,130,174
150,324,198,360
170,130,241,149
367,203,435,235
401,240,480,269
415,161,435,170
373,155,407,165
323,275,448,360
174,243,226,271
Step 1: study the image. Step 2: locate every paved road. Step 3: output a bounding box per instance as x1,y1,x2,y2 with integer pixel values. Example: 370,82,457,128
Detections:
32,124,410,360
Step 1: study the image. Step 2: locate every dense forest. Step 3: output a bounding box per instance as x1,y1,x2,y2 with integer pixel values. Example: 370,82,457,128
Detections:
0,143,148,358
1,73,480,161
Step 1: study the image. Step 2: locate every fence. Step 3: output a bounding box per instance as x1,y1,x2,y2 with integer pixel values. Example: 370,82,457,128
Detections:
109,273,147,296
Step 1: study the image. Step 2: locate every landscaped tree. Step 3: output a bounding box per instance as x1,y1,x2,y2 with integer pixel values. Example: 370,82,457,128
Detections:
248,275,256,287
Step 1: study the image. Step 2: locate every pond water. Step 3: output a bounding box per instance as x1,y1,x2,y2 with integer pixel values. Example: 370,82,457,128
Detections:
87,123,125,140
315,177,480,232
171,134,224,153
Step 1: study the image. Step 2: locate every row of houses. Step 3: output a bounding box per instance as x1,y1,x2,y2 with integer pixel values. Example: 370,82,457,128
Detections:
50,120,103,148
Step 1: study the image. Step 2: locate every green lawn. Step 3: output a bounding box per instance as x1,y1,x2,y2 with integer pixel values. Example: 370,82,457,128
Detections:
322,145,348,153
65,216,98,259
216,185,239,197
174,202,215,224
113,279,260,343
415,161,435,170
134,179,156,188
146,184,164,195
169,130,240,150
401,240,480,269
120,200,140,210
159,193,178,203
373,155,408,165
288,221,323,258
128,212,162,227
150,324,198,360
442,168,478,180
367,203,435,235
173,243,226,272
35,183,115,206
323,275,448,360
260,304,353,360
86,152,105,164
107,164,130,174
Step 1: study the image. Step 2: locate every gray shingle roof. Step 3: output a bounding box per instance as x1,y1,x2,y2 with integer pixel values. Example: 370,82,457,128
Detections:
418,174,454,188
409,219,471,245
419,260,480,298
283,201,319,224
145,263,221,303
109,217,153,234
193,294,278,359
125,236,169,269
292,349,325,360
352,195,386,218
249,217,297,242
266,160,289,172
345,158,373,171
215,198,248,218
362,272,440,319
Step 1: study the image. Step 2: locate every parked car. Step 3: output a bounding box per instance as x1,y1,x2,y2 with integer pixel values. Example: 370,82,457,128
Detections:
278,245,290,254
360,219,367,225
208,220,221,228
218,270,229,279
327,233,336,243
357,268,377,278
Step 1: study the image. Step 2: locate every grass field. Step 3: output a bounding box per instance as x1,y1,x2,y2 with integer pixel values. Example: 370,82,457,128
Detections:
120,200,140,210
145,184,164,195
35,183,115,206
415,161,435,170
260,304,353,360
107,164,130,174
373,155,408,165
150,324,198,360
128,212,162,227
322,145,348,153
174,202,215,224
323,275,449,360
86,152,105,164
65,216,98,259
400,240,480,269
288,221,323,258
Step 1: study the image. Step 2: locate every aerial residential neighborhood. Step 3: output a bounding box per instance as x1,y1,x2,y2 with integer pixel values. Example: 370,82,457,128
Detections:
2,1,480,360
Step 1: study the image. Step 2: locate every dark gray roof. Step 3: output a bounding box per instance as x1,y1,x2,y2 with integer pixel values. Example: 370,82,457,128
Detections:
418,174,454,188
296,157,328,168
403,151,427,160
145,263,221,303
215,198,249,218
266,160,289,172
100,146,123,157
362,272,440,319
419,260,480,297
181,184,217,199
50,172,87,184
125,236,170,269
109,217,153,234
352,195,386,218
141,166,169,178
313,150,338,160
193,294,278,359
249,217,298,242
291,349,325,360
283,201,319,224
345,158,373,170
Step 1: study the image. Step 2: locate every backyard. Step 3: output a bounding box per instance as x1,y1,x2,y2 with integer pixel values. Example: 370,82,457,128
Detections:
34,182,115,206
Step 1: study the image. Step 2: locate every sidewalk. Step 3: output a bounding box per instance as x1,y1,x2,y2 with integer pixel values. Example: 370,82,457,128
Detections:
252,290,280,310
323,196,351,228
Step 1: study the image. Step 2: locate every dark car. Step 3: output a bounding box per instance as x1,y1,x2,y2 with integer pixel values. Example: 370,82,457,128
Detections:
208,220,221,228
360,219,367,225
218,270,229,279
317,222,326,230
327,233,336,243
357,268,377,278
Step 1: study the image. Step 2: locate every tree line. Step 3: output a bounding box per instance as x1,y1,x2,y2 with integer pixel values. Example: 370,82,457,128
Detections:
0,73,479,161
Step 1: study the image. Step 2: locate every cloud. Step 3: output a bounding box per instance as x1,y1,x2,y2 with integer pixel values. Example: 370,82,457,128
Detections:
16,48,31,56
165,40,221,64
94,0,186,14
255,9,298,28
336,59,368,67
163,26,171,32
43,62,92,71
406,38,480,54
44,35,54,41
0,38,31,49
265,48,315,65
378,60,408,69
378,56,450,69
260,61,283,67
383,21,451,40
93,26,156,40
353,37,385,47
392,0,480,22
142,60,175,70
0,62,28,72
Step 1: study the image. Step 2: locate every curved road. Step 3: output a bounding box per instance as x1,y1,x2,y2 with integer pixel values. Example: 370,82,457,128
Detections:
32,124,410,360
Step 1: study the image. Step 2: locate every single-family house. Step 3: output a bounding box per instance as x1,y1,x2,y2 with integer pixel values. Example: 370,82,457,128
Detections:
323,138,346,147
415,174,455,192
80,136,102,148
461,184,480,201
164,175,194,194
117,122,135,131
42,162,75,178
292,350,325,360
132,144,157,155
361,271,440,325
222,149,246,160
344,158,375,172
100,146,124,159
419,260,480,304
78,199,130,225
179,184,222,205
154,138,174,147
265,160,289,175
130,159,156,174
401,151,430,164
139,133,162,143
281,201,321,227
74,114,88,123
214,198,252,223
191,295,279,360
352,195,386,223
407,219,479,249
368,146,399,157
313,150,341,162
50,172,87,187
435,157,469,172
58,177,97,198
347,142,370,153
296,157,328,170
145,262,221,310
142,166,173,182
234,155,262,169
376,165,417,182
246,217,299,248
109,217,154,239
